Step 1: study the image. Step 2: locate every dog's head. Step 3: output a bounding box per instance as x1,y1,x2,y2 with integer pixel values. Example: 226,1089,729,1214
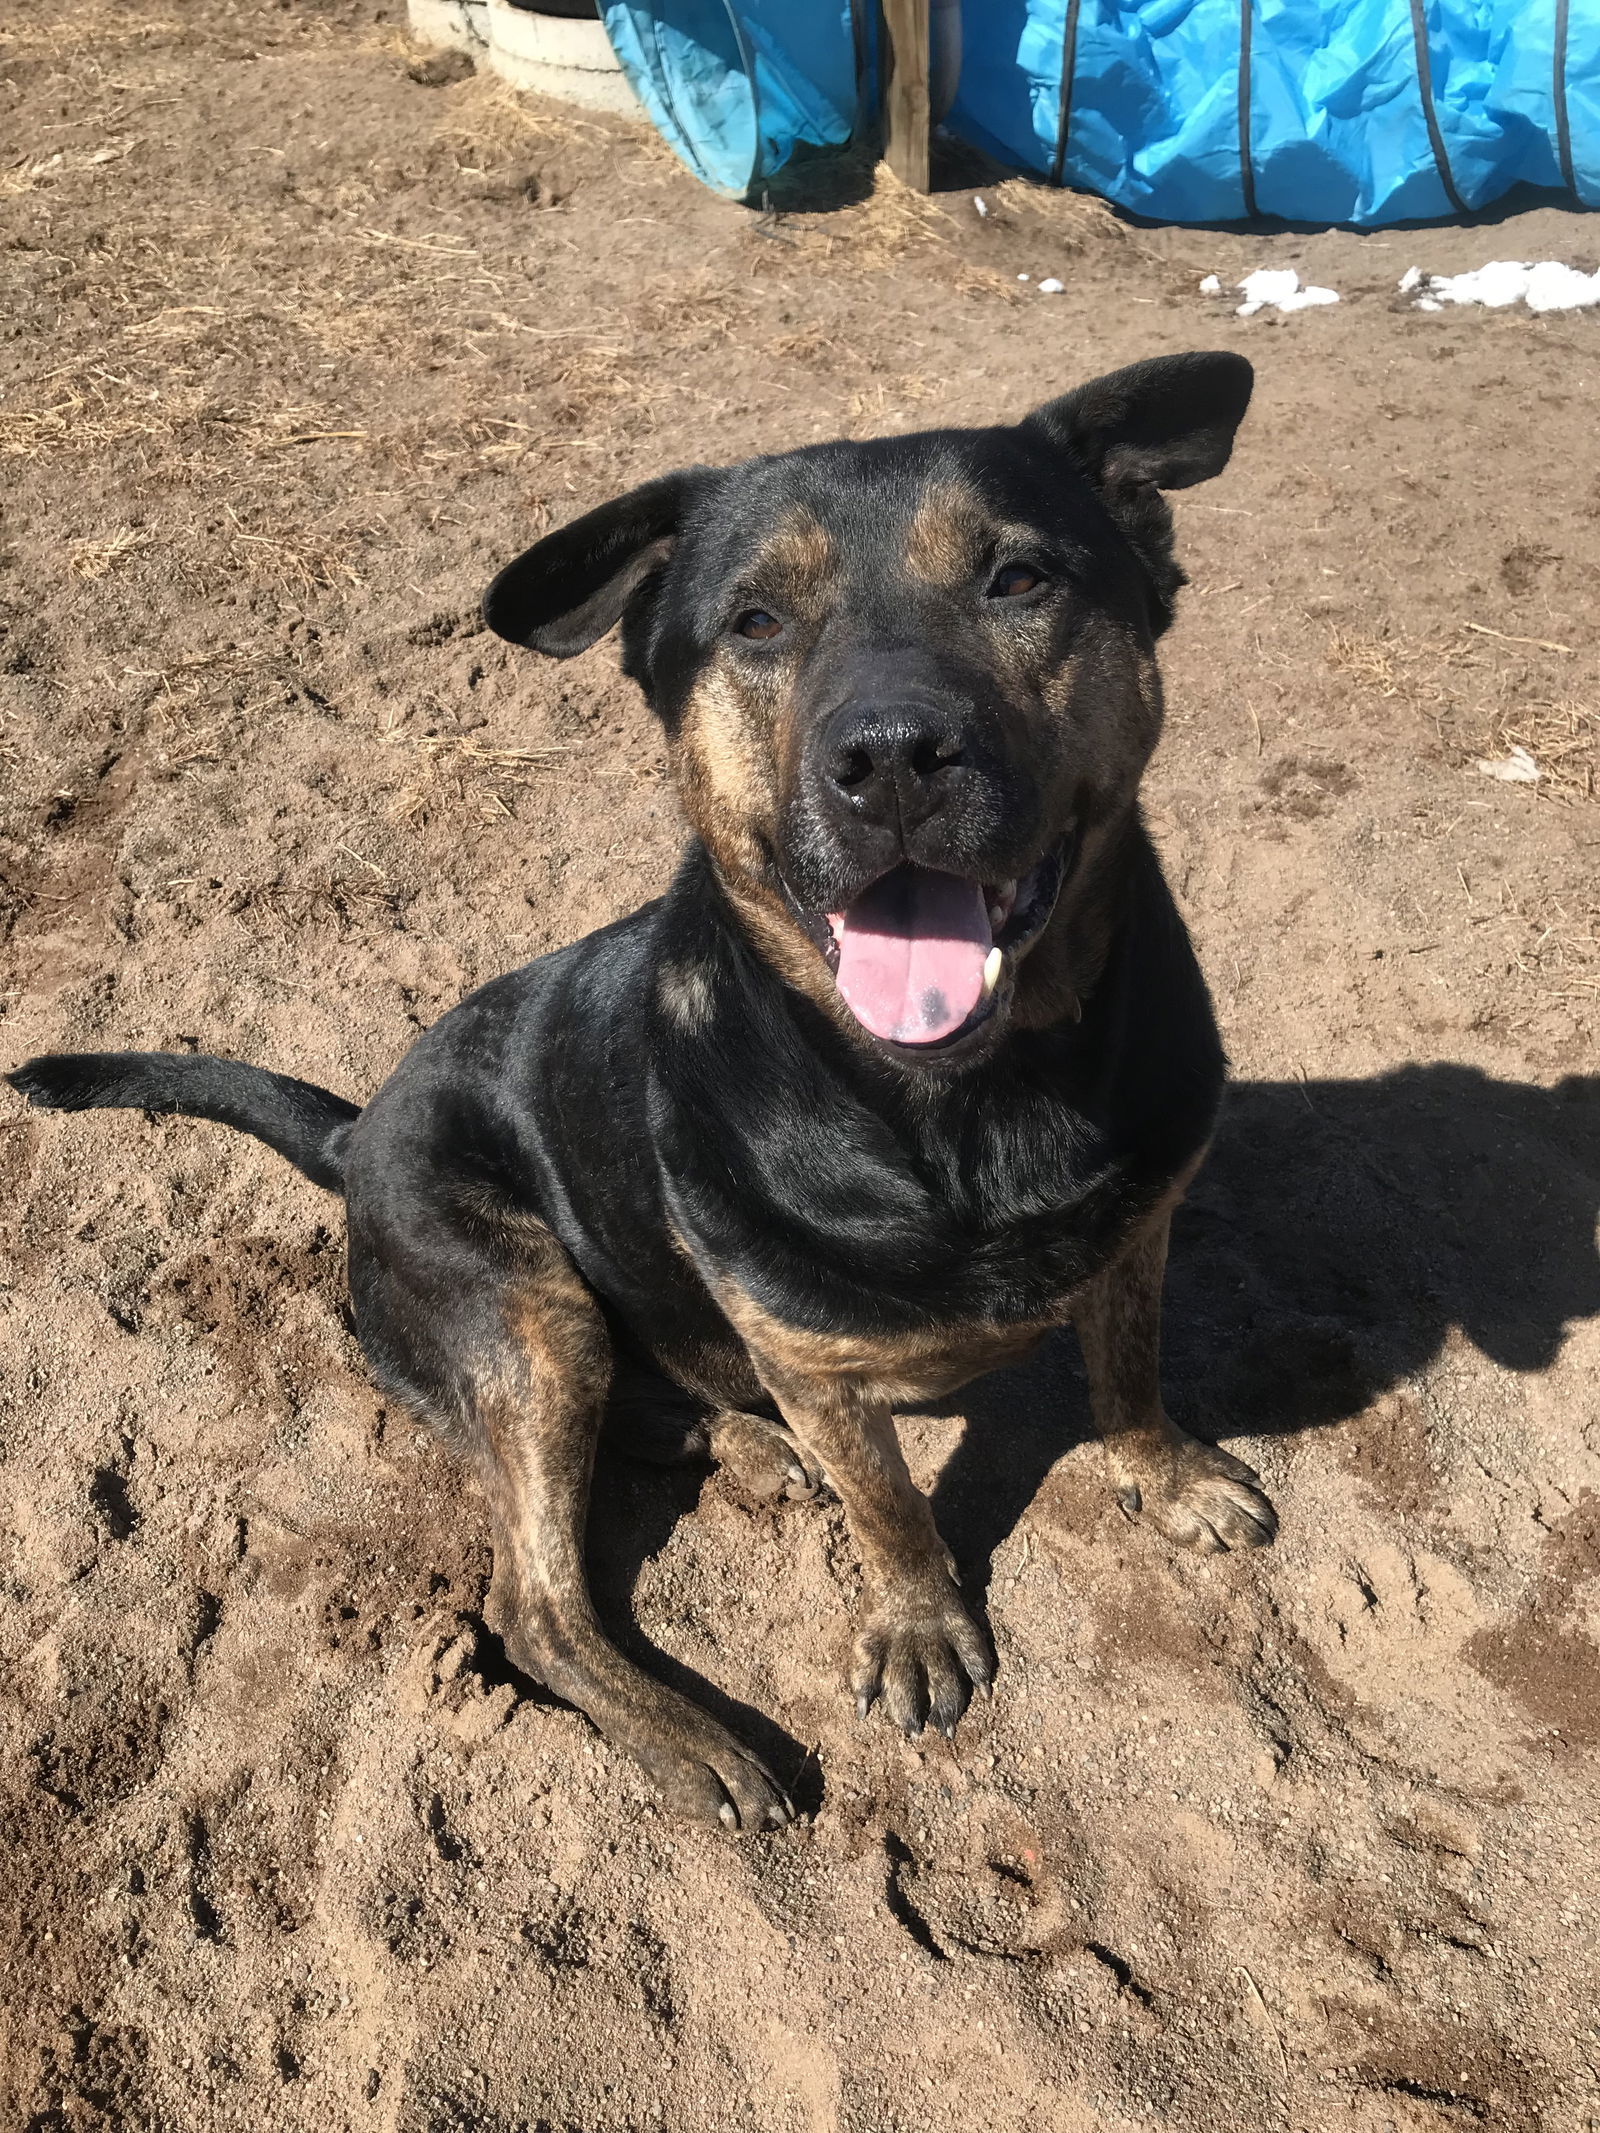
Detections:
484,353,1252,1071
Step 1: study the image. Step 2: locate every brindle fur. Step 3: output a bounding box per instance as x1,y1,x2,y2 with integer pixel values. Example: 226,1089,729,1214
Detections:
10,353,1274,1829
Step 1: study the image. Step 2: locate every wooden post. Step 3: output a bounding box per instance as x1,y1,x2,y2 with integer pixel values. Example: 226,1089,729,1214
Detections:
881,0,931,192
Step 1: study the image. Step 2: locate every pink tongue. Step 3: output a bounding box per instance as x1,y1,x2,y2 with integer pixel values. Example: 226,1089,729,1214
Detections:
833,867,991,1044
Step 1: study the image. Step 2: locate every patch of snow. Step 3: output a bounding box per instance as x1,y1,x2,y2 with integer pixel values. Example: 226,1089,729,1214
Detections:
1199,273,1222,296
1036,277,1064,295
1430,260,1536,308
1477,746,1540,785
1234,268,1339,318
1017,273,1030,282
1397,265,1422,293
1410,260,1600,313
973,195,988,218
1525,261,1600,311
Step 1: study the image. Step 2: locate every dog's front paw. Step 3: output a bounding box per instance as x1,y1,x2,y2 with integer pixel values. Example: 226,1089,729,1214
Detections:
1116,1433,1277,1554
624,1700,795,1832
852,1579,993,1738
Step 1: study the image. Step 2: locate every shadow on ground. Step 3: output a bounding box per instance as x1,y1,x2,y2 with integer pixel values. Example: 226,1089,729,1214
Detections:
934,1062,1600,1581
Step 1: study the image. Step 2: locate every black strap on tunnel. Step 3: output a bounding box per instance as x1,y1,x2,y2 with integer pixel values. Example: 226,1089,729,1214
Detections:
1554,0,1577,199
1408,0,1468,214
1238,0,1258,217
1049,0,1084,185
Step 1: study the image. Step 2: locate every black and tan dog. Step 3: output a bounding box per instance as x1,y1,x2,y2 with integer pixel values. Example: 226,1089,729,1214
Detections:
9,351,1275,1830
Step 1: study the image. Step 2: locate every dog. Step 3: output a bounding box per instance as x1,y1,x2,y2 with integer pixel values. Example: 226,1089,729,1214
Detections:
9,351,1275,1830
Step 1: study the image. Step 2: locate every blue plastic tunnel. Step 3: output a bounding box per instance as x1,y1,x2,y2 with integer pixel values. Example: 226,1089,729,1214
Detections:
600,1,863,196
598,0,1597,226
948,0,1595,223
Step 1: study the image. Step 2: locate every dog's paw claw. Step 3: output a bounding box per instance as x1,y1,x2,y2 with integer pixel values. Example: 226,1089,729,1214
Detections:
851,1582,993,1740
708,1411,826,1505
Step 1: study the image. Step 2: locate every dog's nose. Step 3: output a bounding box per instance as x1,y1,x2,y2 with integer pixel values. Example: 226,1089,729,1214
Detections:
823,703,972,830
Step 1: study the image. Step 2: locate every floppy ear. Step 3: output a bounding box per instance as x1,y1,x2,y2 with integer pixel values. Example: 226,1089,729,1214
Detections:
1024,351,1254,495
482,467,711,657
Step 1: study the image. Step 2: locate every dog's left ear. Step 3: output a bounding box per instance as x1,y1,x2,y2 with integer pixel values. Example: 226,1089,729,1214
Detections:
1022,352,1252,627
1023,351,1254,494
482,466,712,657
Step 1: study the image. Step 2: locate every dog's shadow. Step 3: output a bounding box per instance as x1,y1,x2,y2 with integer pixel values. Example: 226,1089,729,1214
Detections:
932,1062,1600,1578
571,1063,1600,1801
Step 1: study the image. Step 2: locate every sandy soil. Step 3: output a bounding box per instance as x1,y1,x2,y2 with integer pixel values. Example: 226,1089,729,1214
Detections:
2,4,1599,2129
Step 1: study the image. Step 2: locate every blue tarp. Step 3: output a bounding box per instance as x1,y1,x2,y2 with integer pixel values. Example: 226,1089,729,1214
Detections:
599,0,1597,227
601,2,860,196
950,0,1595,222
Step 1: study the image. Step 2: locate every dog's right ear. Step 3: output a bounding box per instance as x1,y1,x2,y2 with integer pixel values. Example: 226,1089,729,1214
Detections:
482,468,711,657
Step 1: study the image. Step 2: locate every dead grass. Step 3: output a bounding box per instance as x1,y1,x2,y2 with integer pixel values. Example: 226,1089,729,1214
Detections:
767,326,846,367
65,527,153,581
0,374,193,461
818,165,1135,278
1324,625,1463,708
0,710,30,776
130,645,284,767
982,175,1138,260
219,876,397,935
844,373,938,432
551,346,632,419
383,732,581,827
629,274,744,350
0,13,186,59
0,136,139,197
0,362,360,468
1325,625,1596,805
948,261,1026,305
428,74,619,179
1488,701,1598,803
388,735,577,775
1505,890,1600,1000
801,166,958,273
220,510,365,596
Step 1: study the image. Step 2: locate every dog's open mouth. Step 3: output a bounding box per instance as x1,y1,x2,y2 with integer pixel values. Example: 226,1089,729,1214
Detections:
795,840,1069,1049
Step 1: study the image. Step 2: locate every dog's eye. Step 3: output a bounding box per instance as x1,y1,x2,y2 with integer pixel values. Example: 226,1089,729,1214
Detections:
735,609,783,641
988,563,1044,600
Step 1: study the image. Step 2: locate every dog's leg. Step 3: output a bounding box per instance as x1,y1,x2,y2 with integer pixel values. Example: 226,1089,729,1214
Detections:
484,1314,793,1827
1073,1211,1277,1552
752,1364,991,1736
361,1228,791,1830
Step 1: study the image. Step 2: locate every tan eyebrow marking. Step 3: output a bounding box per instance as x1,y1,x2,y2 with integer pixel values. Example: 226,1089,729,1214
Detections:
744,507,836,607
903,479,992,585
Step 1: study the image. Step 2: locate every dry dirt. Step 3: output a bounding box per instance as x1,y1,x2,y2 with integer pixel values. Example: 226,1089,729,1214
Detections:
2,4,1599,2130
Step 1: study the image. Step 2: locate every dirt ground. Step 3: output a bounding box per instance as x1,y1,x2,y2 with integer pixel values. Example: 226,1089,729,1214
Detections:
2,3,1599,2129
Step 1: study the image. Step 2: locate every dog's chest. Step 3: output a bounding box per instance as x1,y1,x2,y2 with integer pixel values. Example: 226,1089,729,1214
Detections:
711,1272,1060,1405
644,1196,1088,1412
663,1099,1142,1346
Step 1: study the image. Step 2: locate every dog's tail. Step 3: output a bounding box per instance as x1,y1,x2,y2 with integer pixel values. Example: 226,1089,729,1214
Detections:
6,1051,360,1194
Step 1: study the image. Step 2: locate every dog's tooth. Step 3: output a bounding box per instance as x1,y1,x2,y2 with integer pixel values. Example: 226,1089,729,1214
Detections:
988,879,1018,931
982,947,1003,997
